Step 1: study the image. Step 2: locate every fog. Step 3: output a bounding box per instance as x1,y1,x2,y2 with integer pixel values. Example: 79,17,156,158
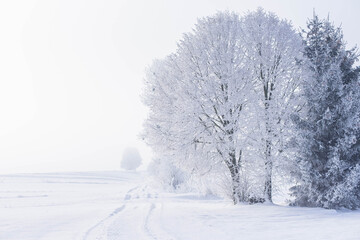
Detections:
0,0,359,173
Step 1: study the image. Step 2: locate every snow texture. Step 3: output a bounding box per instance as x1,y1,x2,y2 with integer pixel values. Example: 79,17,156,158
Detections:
0,171,359,240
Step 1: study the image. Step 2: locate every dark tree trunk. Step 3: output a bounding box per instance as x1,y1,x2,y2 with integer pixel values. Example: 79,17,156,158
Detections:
228,148,242,204
264,138,272,202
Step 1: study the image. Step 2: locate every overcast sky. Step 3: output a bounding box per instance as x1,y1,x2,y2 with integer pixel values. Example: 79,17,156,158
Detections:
0,0,359,173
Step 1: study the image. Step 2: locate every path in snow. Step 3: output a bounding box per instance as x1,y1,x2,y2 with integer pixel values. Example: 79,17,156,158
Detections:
83,184,175,240
1,171,360,240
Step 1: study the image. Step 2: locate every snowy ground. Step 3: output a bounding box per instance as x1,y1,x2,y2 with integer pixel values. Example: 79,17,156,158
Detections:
0,171,359,240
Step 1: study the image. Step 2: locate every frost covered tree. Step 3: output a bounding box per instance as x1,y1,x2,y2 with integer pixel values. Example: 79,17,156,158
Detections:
142,59,189,190
144,12,251,203
121,147,142,170
143,10,306,204
240,9,305,202
290,14,360,209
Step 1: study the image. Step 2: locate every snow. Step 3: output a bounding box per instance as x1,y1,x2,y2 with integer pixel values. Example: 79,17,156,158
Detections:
0,171,359,240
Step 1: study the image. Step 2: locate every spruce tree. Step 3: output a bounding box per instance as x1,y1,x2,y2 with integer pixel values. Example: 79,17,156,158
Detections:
291,14,360,209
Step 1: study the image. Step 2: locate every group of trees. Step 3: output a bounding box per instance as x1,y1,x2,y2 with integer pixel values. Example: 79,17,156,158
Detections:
143,9,360,209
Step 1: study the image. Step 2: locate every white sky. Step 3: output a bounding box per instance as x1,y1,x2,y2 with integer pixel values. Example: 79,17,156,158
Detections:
0,0,359,173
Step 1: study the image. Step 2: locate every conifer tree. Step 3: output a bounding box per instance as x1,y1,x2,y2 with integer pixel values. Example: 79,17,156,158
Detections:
291,14,360,209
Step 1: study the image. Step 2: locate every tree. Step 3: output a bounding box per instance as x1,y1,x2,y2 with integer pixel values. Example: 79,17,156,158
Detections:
121,147,142,170
143,9,306,204
240,9,305,202
144,12,251,203
290,14,360,209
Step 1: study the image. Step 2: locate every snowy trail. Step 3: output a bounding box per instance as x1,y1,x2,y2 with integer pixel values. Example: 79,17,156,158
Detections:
83,185,177,240
1,171,360,240
82,205,126,240
143,202,177,240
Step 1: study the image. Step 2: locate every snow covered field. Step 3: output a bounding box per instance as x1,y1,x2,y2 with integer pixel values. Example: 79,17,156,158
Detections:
0,171,359,240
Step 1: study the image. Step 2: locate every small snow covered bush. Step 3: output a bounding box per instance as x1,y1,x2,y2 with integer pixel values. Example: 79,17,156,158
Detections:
147,157,188,192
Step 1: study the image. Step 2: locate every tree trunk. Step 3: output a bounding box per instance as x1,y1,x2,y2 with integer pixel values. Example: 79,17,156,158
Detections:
230,167,240,204
264,138,272,202
263,81,274,203
228,148,242,204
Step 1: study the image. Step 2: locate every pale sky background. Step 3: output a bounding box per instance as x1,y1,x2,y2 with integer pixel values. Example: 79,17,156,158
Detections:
0,0,359,173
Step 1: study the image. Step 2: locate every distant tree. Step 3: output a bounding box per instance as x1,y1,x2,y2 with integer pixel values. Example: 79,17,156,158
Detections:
121,147,142,170
290,14,360,209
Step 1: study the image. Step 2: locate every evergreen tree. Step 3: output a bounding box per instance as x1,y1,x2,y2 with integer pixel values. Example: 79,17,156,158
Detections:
291,14,360,209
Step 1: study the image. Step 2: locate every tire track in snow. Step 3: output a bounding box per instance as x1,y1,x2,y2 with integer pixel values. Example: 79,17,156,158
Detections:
82,205,126,240
143,202,177,240
83,185,176,240
82,185,142,240
144,203,157,239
